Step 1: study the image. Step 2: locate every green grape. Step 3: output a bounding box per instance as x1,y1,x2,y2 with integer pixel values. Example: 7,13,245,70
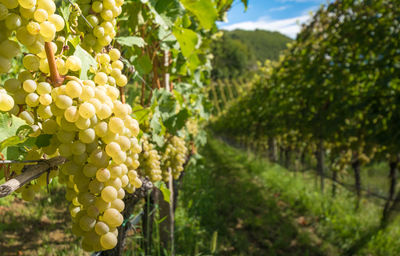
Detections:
65,80,82,98
95,221,109,235
79,102,96,119
25,92,40,107
55,95,73,109
18,0,36,9
79,215,96,231
89,148,110,168
102,208,122,227
48,14,64,31
0,93,14,111
92,1,103,13
5,13,22,30
110,68,121,78
23,54,40,71
116,74,127,87
112,60,123,70
83,163,97,178
39,58,50,73
0,4,8,20
105,142,121,157
0,55,11,73
0,40,20,59
100,9,113,21
108,117,124,134
22,79,37,93
78,192,95,206
37,0,56,14
94,72,108,85
105,177,122,190
20,6,35,19
93,26,105,38
101,186,117,202
56,58,68,75
34,9,48,22
4,78,21,93
94,197,110,213
89,179,104,194
109,48,120,61
19,110,35,125
26,21,40,35
97,104,112,120
96,168,110,182
86,205,100,218
56,130,75,144
66,56,81,71
37,82,51,95
16,27,36,46
40,21,56,40
37,105,53,119
110,198,124,212
98,35,112,46
42,119,58,133
39,93,52,105
79,128,96,143
71,140,86,155
109,165,122,179
75,116,91,130
87,15,99,27
117,188,124,199
100,232,117,250
94,121,108,137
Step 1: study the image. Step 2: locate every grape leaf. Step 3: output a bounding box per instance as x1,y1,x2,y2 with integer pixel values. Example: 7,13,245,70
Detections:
73,45,96,80
116,36,146,48
180,0,217,30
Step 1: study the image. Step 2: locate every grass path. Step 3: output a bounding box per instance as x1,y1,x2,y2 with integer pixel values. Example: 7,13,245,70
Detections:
177,137,339,256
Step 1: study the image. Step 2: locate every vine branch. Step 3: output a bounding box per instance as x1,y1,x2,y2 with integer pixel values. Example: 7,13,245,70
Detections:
45,42,64,87
0,156,67,198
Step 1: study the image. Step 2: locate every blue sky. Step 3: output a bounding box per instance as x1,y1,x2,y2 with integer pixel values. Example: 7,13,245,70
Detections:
219,0,331,38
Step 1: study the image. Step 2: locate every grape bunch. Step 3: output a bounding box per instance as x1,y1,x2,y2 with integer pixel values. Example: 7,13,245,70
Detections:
73,0,123,52
1,47,146,251
161,136,188,181
138,136,162,182
0,0,65,73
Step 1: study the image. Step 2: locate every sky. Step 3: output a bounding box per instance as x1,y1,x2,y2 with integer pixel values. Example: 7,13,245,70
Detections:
218,0,331,38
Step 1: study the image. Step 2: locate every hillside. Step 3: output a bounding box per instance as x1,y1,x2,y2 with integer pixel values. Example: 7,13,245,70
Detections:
226,29,292,62
211,29,292,79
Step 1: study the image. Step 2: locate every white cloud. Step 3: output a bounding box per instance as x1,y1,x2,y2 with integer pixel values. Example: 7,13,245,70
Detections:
268,5,291,12
221,15,311,38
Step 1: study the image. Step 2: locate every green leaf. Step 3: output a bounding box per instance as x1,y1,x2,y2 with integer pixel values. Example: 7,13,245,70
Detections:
60,0,71,32
172,27,198,58
134,55,152,75
180,0,217,30
116,36,146,47
73,45,96,80
159,182,171,203
0,113,27,142
164,109,190,134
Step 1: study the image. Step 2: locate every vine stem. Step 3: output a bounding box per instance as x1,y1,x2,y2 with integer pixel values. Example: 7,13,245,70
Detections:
0,156,67,198
45,42,64,87
119,87,126,104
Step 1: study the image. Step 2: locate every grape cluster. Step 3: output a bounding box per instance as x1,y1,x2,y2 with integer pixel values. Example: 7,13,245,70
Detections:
161,136,187,181
0,0,65,73
74,0,122,52
138,136,162,182
2,48,144,251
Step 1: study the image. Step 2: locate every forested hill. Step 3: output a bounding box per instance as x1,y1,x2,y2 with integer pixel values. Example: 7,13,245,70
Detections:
226,29,292,62
211,29,292,79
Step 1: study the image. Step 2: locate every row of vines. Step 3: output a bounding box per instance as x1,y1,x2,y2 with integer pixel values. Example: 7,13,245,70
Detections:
0,0,247,255
213,0,400,229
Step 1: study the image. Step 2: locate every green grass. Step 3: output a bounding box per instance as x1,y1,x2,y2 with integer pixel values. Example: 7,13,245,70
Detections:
176,136,400,256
